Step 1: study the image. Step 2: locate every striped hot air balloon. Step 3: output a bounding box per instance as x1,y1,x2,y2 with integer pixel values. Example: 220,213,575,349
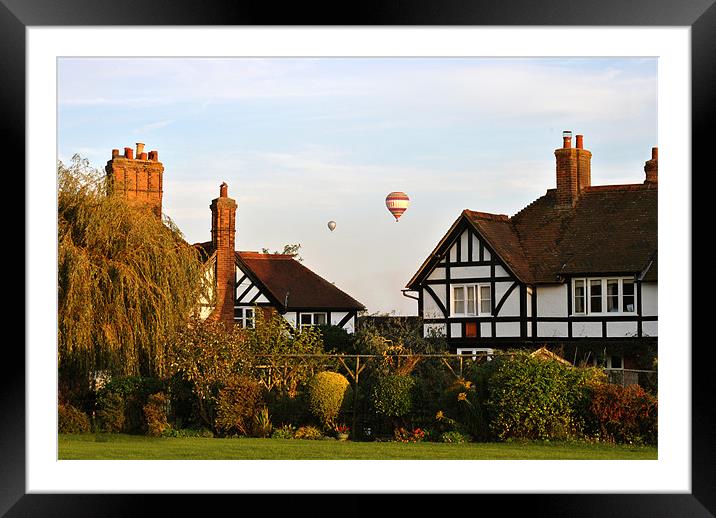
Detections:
385,191,410,222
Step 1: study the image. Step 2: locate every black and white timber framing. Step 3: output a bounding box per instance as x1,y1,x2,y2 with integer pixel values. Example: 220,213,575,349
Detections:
408,216,658,349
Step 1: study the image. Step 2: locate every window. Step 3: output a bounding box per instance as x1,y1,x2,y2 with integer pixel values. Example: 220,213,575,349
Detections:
300,312,327,328
589,280,602,313
457,347,494,361
607,279,619,312
573,279,586,314
607,355,623,370
573,277,637,315
234,307,255,328
623,279,635,312
452,284,491,316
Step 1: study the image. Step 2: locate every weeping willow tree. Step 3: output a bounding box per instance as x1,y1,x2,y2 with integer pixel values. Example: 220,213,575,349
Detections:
58,154,206,390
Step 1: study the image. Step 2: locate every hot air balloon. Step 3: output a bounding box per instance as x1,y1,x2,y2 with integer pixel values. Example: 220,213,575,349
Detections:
327,220,336,232
385,191,410,222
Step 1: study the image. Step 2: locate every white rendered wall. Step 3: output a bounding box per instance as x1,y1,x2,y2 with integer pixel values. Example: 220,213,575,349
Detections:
537,322,568,337
423,287,446,318
451,323,462,338
331,312,348,327
607,321,639,337
496,322,520,337
427,268,445,280
536,285,568,317
641,282,658,316
642,321,658,337
481,322,492,337
572,321,602,337
494,265,509,277
494,282,520,316
451,265,491,278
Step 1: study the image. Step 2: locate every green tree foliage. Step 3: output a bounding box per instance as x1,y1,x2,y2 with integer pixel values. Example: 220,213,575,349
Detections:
245,308,327,396
58,155,206,382
476,352,602,441
168,317,249,430
261,243,303,262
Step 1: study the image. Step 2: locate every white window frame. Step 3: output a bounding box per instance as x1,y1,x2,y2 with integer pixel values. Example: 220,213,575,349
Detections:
457,347,494,361
571,277,637,316
451,283,491,317
299,312,328,328
233,306,255,328
606,354,624,370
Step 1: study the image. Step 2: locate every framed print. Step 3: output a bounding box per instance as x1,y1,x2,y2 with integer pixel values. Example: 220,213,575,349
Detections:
7,0,713,515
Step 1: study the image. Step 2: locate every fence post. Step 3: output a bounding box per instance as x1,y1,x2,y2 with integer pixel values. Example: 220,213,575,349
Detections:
352,356,360,440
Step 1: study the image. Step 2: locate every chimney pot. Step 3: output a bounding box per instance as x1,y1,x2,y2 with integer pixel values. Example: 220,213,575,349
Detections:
149,150,158,161
139,152,148,160
136,143,145,156
220,182,228,198
111,149,119,158
576,134,584,149
562,130,572,149
124,147,134,159
652,147,658,160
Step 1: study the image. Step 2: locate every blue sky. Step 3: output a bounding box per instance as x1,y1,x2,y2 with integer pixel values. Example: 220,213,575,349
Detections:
58,57,657,315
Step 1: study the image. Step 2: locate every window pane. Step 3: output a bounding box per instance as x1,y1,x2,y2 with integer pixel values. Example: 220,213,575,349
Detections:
454,287,465,314
623,280,635,312
467,286,475,314
300,314,312,325
607,279,619,312
590,280,602,313
610,355,623,369
314,313,327,325
480,286,491,314
574,280,585,314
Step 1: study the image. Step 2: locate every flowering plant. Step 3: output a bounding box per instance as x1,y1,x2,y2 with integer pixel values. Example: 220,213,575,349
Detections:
334,423,350,434
394,427,426,443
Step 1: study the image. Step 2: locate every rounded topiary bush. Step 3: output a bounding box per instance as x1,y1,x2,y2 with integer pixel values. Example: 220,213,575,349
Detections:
306,371,353,430
371,374,415,419
58,403,91,433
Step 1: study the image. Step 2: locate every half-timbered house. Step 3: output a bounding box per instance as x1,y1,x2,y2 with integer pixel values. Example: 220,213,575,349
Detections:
405,133,657,369
194,183,365,333
104,144,364,334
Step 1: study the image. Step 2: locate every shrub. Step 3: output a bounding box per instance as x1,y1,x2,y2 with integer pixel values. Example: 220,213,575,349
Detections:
294,425,323,440
214,375,263,437
143,392,170,437
438,378,488,440
253,406,272,438
58,403,91,434
585,383,657,445
393,427,426,443
95,391,125,433
371,374,415,419
95,375,165,433
271,424,296,439
306,371,353,430
478,353,597,441
440,430,470,443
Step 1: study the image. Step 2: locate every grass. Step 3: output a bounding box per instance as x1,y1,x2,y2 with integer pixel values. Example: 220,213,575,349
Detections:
58,434,658,460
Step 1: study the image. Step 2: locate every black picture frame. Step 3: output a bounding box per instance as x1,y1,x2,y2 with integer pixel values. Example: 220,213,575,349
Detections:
6,0,710,516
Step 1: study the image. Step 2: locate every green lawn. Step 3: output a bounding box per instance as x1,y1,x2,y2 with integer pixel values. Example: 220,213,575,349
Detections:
58,434,657,460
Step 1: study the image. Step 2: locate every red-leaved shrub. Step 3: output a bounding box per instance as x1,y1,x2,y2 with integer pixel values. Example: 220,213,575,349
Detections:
586,383,657,445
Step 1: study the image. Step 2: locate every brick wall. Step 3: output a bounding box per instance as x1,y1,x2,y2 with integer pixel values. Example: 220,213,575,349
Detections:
210,183,237,325
105,143,164,218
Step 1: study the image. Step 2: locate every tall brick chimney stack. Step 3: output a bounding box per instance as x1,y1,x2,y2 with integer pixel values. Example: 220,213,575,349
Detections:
105,143,164,217
644,147,658,184
555,131,592,208
210,182,237,325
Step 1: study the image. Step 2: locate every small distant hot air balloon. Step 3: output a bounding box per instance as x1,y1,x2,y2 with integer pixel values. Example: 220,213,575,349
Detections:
327,220,337,232
385,191,410,222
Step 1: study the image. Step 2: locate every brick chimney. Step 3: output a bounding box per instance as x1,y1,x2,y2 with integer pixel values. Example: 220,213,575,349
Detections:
105,143,164,217
210,182,237,325
555,131,592,208
644,147,658,184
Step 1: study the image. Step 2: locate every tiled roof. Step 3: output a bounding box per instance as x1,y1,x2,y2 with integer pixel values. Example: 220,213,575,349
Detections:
236,252,365,311
193,243,365,311
409,182,657,286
